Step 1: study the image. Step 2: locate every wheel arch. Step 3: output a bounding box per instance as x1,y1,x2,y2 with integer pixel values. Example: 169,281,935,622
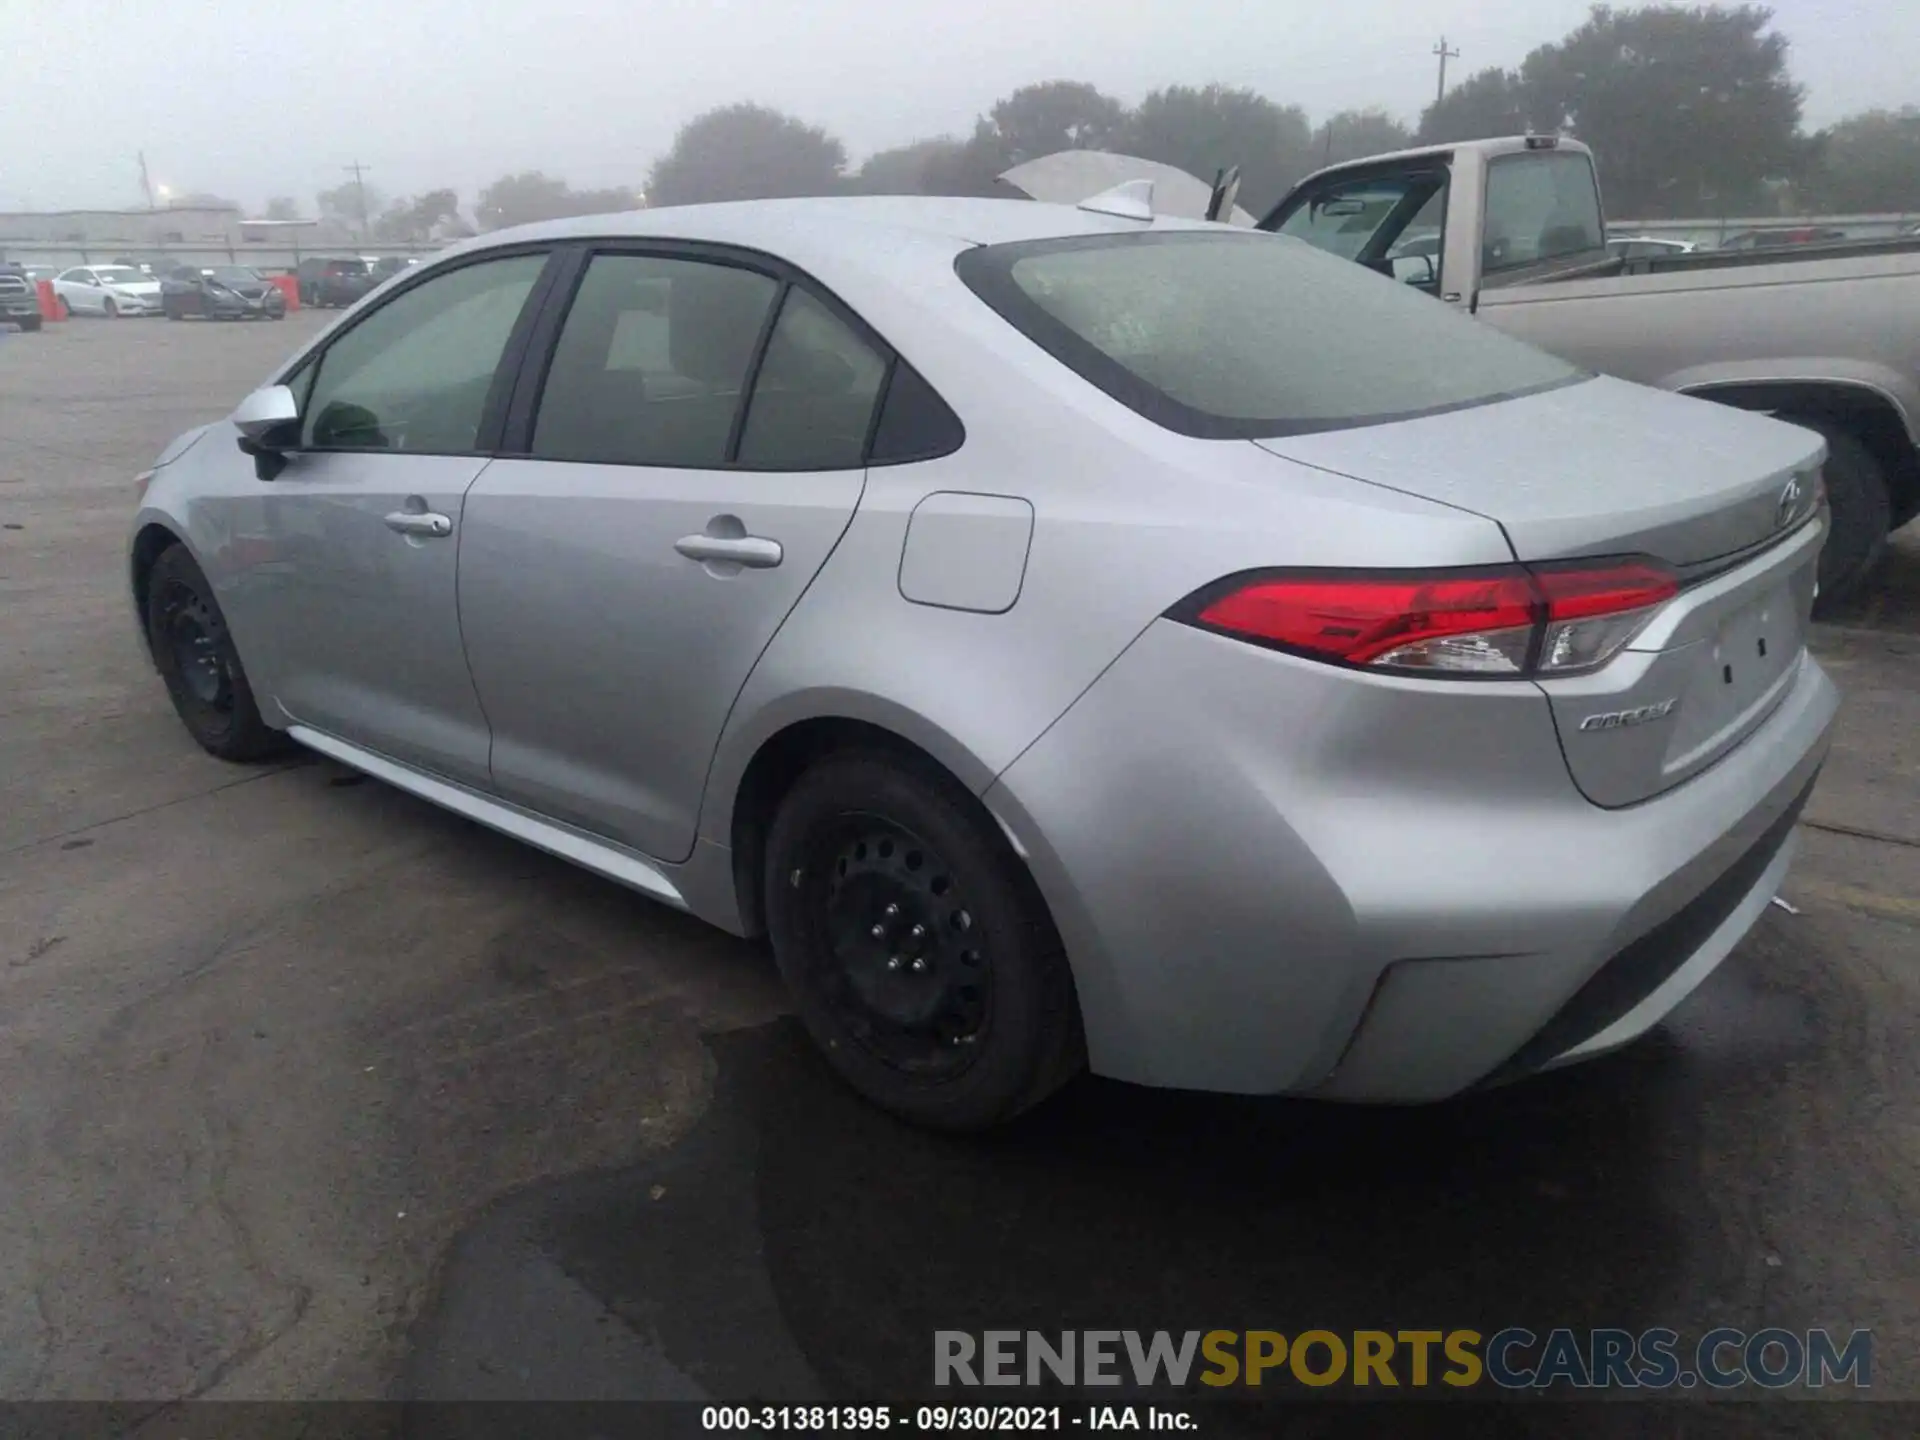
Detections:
1679,376,1920,527
713,700,1013,940
129,519,191,637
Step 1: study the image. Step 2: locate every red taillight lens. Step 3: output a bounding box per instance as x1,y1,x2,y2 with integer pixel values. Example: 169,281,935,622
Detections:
1177,558,1678,679
1195,571,1539,673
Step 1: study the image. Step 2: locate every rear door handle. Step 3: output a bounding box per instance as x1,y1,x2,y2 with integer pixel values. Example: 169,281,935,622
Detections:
674,534,783,568
384,510,452,538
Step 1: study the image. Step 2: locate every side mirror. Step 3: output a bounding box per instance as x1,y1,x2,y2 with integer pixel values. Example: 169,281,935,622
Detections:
233,384,300,481
1389,253,1438,286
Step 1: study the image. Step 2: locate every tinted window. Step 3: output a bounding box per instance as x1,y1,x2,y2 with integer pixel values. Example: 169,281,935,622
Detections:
869,362,965,464
736,288,888,470
301,252,544,453
531,253,779,468
1482,152,1604,273
957,231,1583,439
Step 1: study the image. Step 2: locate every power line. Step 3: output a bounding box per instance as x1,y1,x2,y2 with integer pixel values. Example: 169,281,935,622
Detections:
1433,36,1461,107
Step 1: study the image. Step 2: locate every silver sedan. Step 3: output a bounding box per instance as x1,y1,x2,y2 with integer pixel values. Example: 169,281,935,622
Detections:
128,196,1838,1128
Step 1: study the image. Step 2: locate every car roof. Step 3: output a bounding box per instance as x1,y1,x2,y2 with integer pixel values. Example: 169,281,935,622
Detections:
462,194,1215,258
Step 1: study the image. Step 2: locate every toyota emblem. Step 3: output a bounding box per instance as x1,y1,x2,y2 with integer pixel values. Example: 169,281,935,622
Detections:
1776,476,1803,529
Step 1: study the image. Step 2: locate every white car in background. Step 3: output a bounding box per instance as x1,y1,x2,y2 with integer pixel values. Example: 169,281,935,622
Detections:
52,264,164,317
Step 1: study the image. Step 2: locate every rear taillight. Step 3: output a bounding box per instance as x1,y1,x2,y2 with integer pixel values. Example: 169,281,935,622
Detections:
1173,558,1678,679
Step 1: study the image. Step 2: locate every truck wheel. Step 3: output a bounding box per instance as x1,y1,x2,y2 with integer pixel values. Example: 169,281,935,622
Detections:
1796,424,1890,616
19,314,40,333
763,751,1084,1130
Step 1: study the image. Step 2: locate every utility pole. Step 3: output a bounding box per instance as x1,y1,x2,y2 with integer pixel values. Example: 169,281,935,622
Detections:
343,160,372,238
139,151,156,210
1432,36,1460,107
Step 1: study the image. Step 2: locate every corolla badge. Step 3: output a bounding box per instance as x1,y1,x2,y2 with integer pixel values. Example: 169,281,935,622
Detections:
1776,475,1804,529
1579,697,1680,732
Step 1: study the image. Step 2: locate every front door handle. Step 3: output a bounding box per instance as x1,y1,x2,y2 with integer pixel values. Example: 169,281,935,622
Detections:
384,510,452,538
674,534,783,568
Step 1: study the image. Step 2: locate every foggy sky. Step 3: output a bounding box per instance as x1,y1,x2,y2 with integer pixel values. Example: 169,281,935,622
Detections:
1,0,1904,212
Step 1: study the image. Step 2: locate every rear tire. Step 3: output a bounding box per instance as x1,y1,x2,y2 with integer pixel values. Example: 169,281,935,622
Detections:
763,751,1084,1131
145,545,291,762
58,297,72,319
1795,423,1891,616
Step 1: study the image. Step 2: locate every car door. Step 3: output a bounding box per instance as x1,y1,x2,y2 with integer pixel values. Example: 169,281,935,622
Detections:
56,268,98,313
457,247,889,860
243,247,555,788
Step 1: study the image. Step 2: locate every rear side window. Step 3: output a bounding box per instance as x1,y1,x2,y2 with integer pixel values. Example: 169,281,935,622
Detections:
531,253,779,468
956,231,1583,439
736,287,888,470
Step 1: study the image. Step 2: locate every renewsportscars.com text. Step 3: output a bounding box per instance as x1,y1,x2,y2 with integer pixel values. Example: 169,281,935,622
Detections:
934,1328,1873,1391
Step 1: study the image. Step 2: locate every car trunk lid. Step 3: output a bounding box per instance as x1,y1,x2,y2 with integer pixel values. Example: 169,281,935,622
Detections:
1253,377,1828,806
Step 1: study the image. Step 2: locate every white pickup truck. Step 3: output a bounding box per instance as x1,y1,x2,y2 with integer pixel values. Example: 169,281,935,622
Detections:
1007,136,1920,611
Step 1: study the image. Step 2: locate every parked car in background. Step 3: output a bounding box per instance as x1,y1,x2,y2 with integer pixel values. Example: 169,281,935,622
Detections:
161,265,287,321
130,198,1836,1129
0,262,42,331
1719,226,1850,250
1607,235,1697,259
295,256,377,308
52,264,164,317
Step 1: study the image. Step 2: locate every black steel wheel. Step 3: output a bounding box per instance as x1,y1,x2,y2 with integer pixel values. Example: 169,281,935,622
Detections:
144,544,290,762
765,751,1083,1130
809,813,992,1078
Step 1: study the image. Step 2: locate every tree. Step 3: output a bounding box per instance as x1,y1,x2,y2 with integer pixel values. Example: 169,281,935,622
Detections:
475,172,642,229
646,103,846,207
373,188,463,242
1418,66,1534,143
317,179,384,232
263,196,302,221
1521,4,1807,218
1311,108,1415,169
1801,106,1920,212
986,80,1126,166
1123,85,1315,214
853,138,968,195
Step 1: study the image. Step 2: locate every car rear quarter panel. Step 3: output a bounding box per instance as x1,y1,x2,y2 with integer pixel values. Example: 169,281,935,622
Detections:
697,265,1517,927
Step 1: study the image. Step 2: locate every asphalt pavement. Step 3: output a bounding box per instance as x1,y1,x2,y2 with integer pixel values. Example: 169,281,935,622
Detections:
1,310,1916,1433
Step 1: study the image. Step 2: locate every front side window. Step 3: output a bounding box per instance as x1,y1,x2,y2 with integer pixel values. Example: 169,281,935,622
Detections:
957,230,1584,439
1482,152,1605,274
301,252,545,453
531,253,779,468
736,288,888,470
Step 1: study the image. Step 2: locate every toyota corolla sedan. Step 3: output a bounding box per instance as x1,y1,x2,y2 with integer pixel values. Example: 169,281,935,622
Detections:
127,195,1838,1129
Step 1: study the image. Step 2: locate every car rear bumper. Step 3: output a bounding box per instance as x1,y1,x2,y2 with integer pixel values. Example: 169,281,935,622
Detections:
983,618,1839,1098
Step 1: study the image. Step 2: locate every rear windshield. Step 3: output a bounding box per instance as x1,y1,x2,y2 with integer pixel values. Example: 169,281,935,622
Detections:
955,230,1584,439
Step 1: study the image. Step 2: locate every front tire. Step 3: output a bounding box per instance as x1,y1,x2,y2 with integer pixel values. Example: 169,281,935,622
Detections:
103,298,119,318
764,751,1083,1130
1795,423,1891,616
145,545,291,762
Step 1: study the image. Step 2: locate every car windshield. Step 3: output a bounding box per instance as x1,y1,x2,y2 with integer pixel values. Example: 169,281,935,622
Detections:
956,230,1584,439
205,266,260,282
329,260,370,274
95,267,145,285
